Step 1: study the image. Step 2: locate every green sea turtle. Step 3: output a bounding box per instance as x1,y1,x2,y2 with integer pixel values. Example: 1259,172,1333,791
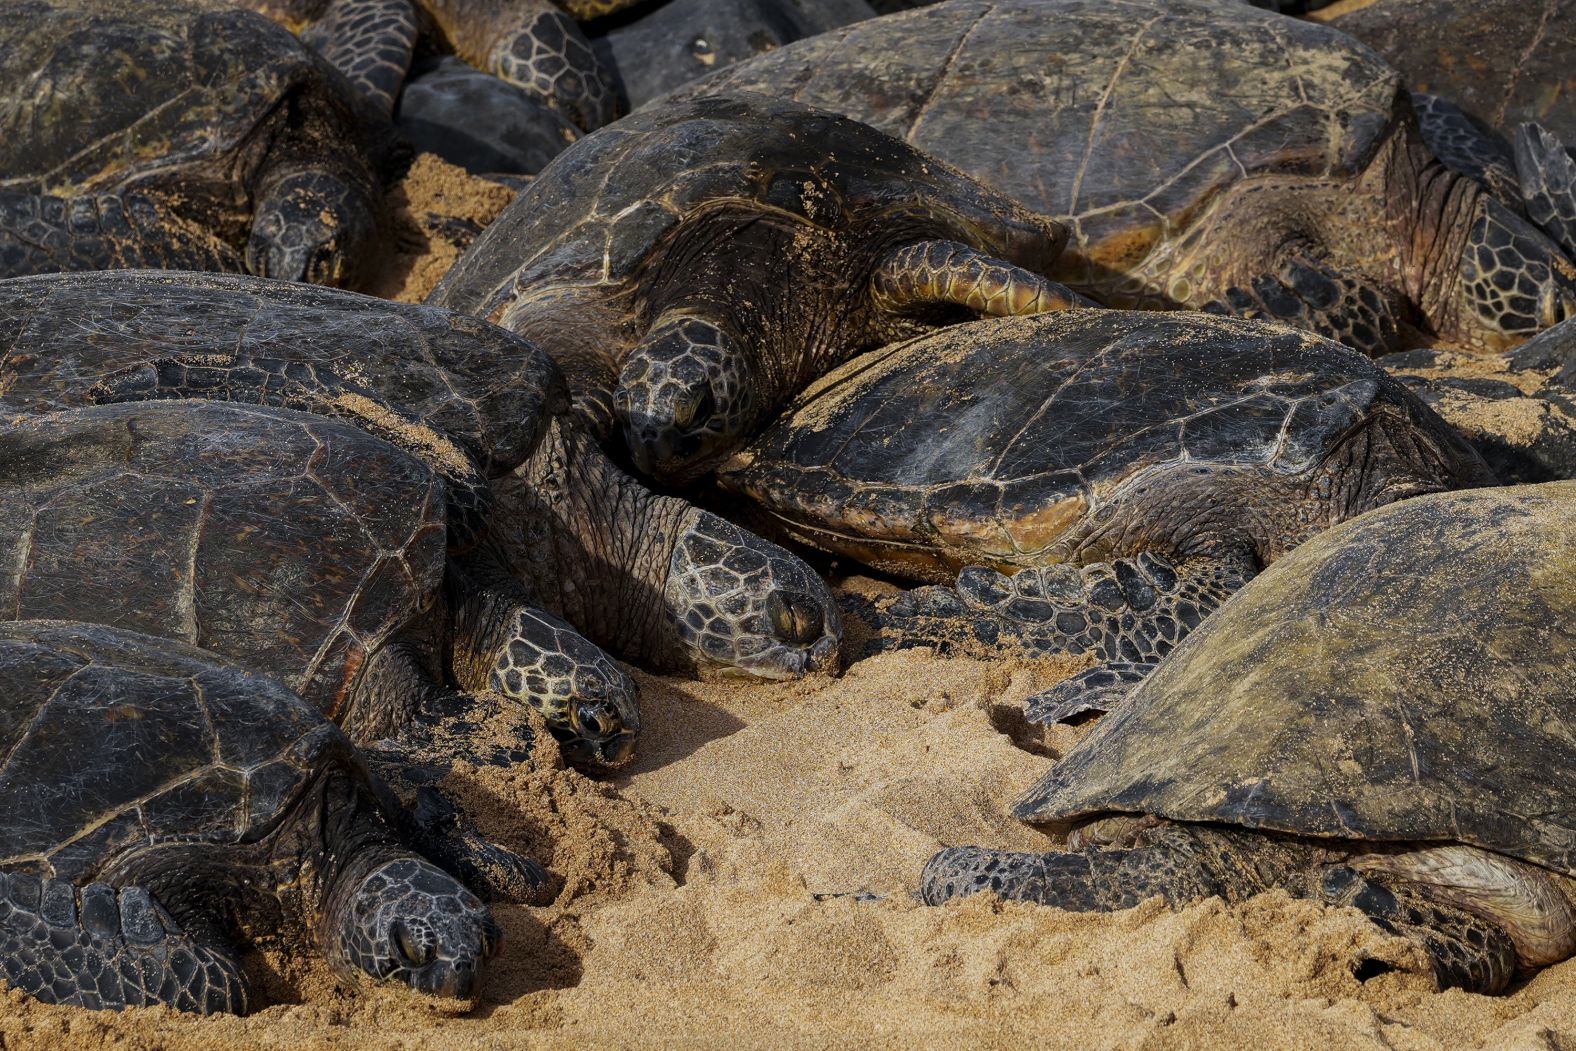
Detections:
0,0,385,287
0,619,499,1015
236,0,618,130
0,270,841,693
721,311,1492,703
0,399,608,899
429,93,1083,484
672,0,1576,355
395,55,582,177
922,481,1576,994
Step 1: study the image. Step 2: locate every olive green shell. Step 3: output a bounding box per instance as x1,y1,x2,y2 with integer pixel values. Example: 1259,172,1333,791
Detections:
0,0,366,229
1018,482,1576,877
670,0,1403,286
720,310,1469,581
0,270,568,477
0,620,359,882
0,403,447,721
428,92,1065,326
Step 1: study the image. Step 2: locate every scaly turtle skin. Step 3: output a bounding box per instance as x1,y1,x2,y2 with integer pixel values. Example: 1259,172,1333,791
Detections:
0,0,383,287
239,0,617,130
722,310,1492,706
0,270,840,694
674,0,1576,355
429,93,1083,484
0,620,498,1015
923,482,1576,994
588,0,877,112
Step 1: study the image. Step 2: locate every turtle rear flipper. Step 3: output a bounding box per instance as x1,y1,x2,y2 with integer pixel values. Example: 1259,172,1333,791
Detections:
1026,661,1153,726
0,192,242,280
0,876,248,1015
1515,123,1576,261
869,551,1253,667
300,0,418,118
87,353,492,549
1206,256,1400,357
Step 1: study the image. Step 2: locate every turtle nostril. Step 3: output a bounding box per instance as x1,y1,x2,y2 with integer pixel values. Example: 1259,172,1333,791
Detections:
767,591,824,646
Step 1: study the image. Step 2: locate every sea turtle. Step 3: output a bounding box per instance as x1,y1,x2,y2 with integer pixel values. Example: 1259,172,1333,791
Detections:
720,310,1492,705
0,619,499,1015
429,93,1083,484
235,0,618,130
922,481,1576,994
588,0,877,112
0,0,385,287
671,0,1576,355
0,399,614,900
0,269,841,693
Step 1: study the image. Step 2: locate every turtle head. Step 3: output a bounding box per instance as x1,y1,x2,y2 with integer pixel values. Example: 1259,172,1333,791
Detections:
334,856,500,1005
488,607,641,769
614,313,758,484
663,508,840,679
248,169,377,288
1441,195,1576,352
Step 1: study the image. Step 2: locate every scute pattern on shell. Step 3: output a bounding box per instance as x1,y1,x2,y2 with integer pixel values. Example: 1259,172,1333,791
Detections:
0,403,448,719
669,0,1402,286
0,271,569,477
0,620,360,882
1016,482,1576,878
723,310,1417,577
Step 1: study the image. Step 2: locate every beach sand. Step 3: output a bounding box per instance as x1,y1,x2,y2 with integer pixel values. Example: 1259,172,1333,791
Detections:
5,156,1572,1050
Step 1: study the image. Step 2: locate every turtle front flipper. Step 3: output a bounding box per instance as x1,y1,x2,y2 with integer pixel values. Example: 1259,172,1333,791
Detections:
0,876,249,1015
87,353,493,548
1515,123,1576,261
1205,255,1400,357
1411,94,1522,205
299,0,419,118
867,551,1253,668
871,240,1092,320
0,192,243,280
419,0,617,131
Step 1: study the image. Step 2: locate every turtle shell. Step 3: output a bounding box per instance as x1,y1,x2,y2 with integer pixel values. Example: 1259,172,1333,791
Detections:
1017,482,1576,877
0,620,359,883
0,402,447,721
1323,0,1576,145
427,92,1065,327
720,310,1444,581
0,0,365,231
0,270,568,476
669,0,1404,286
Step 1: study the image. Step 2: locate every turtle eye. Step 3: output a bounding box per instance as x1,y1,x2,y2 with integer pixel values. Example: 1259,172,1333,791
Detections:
673,386,716,432
392,920,434,968
767,591,824,645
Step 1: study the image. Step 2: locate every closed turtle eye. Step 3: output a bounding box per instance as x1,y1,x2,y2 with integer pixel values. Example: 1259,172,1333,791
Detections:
766,591,824,646
392,920,434,968
672,386,716,432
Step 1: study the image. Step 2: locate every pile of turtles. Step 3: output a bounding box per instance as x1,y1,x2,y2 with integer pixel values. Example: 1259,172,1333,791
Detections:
0,0,1574,1016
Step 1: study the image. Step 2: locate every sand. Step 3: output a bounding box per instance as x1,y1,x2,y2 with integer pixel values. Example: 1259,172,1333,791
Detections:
10,156,1576,1050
